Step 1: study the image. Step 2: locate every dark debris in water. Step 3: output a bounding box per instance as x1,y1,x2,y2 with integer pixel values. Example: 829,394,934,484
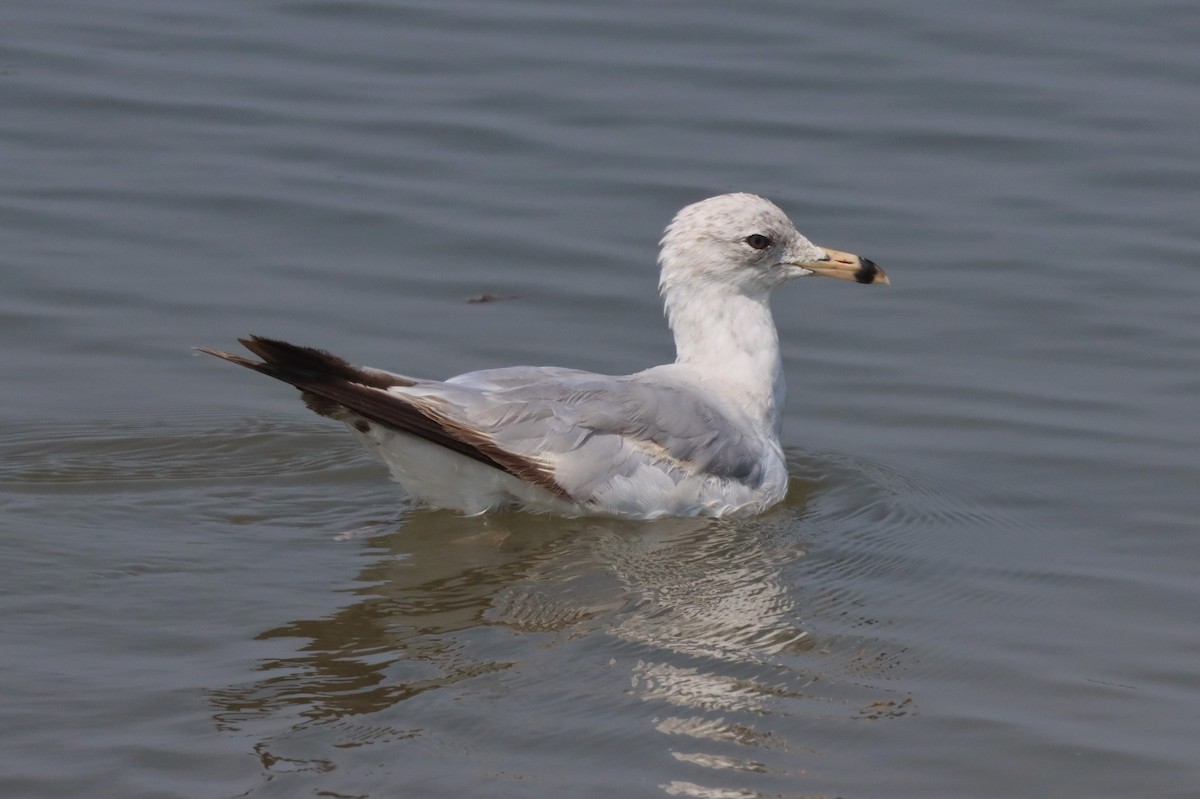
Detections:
465,293,521,304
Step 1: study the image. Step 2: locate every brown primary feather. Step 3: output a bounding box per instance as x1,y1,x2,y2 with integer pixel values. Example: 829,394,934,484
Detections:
198,336,573,502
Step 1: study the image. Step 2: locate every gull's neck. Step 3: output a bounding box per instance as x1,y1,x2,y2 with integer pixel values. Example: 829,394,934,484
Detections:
662,283,785,435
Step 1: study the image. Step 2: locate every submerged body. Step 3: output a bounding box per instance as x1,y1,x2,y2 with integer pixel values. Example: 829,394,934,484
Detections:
202,193,887,518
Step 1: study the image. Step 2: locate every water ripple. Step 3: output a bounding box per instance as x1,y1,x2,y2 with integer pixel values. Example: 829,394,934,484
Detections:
0,416,360,486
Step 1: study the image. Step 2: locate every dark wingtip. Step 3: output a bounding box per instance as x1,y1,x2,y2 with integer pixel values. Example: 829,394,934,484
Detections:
194,346,261,368
201,336,416,390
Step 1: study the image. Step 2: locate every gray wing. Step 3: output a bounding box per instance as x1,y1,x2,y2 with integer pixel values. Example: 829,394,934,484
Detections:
407,367,766,500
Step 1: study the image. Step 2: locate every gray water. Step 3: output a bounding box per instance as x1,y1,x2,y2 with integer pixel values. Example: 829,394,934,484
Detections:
3,0,1199,796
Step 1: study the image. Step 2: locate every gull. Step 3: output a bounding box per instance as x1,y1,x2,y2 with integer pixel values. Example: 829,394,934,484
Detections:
200,193,888,519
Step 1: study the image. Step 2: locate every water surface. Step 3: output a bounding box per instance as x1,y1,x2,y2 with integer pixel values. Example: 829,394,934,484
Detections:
2,0,1198,797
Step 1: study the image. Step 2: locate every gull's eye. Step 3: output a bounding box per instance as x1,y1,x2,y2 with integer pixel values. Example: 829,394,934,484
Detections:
744,234,772,251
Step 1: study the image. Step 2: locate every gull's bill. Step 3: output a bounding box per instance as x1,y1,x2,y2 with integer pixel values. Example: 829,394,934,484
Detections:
801,247,889,285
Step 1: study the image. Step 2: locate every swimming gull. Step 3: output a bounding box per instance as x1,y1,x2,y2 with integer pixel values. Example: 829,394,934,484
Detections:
200,193,888,518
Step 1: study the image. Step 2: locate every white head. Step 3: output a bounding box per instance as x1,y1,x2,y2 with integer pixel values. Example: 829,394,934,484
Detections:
658,193,886,300
654,194,887,428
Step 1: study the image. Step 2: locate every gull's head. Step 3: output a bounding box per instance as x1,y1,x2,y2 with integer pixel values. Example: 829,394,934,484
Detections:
658,193,887,299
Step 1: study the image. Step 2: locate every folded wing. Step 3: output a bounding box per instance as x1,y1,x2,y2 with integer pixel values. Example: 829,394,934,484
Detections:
200,337,763,507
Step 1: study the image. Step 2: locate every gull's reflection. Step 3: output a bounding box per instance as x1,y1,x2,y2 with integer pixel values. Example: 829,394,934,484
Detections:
212,474,911,795
597,516,815,661
212,512,588,723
